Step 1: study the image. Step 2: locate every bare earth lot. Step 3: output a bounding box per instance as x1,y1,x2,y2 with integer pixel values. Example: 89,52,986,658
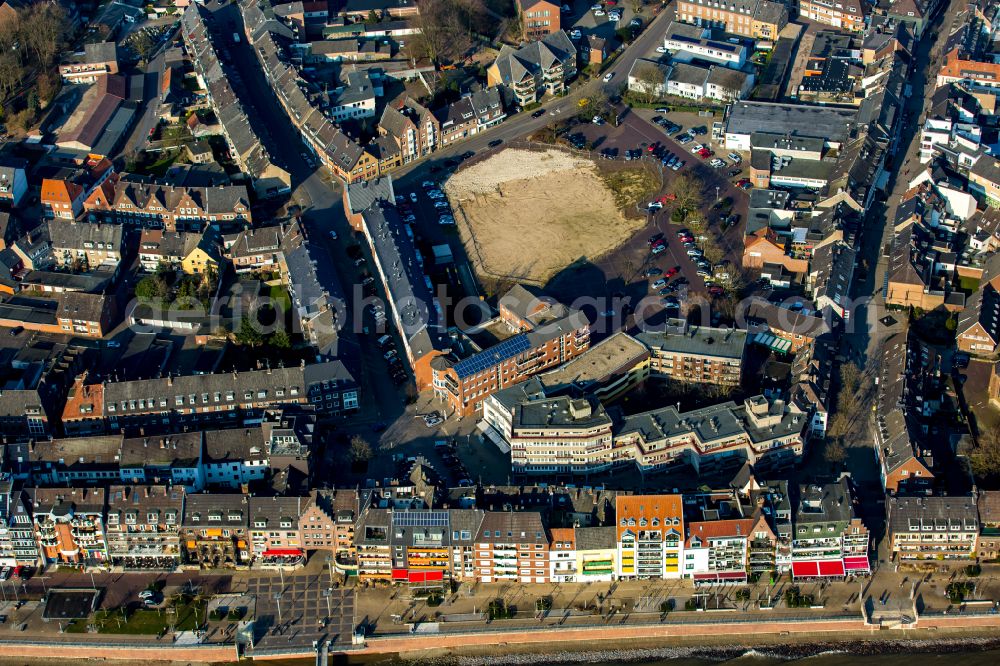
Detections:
445,148,645,286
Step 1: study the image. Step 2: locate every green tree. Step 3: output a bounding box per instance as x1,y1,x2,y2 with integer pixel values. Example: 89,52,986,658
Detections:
367,9,380,22
269,329,290,349
235,316,263,347
135,275,168,301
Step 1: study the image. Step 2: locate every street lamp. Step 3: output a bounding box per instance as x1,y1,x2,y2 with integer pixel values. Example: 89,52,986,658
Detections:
274,592,283,625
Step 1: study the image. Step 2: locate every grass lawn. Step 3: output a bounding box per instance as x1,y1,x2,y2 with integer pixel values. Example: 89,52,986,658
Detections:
140,150,184,177
268,284,292,311
959,276,981,292
90,598,206,635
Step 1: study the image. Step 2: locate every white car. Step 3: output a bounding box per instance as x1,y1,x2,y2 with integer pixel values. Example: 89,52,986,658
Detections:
651,279,667,289
609,11,621,21
569,29,582,39
590,2,601,9
672,161,684,170
329,230,338,240
433,201,450,209
656,46,667,53
438,216,455,225
687,248,703,257
603,72,614,82
428,191,445,199
652,244,667,255
422,180,436,189
409,192,418,203
594,8,605,15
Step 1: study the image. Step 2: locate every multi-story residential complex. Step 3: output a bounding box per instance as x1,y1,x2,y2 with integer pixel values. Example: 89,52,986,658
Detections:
389,509,453,585
743,298,831,353
222,222,301,276
887,495,979,561
47,221,123,271
30,487,108,567
518,0,560,39
791,480,870,579
430,285,590,417
104,485,184,570
83,179,253,231
59,361,357,435
202,428,269,489
508,395,614,475
957,285,1000,353
0,480,38,566
475,511,550,583
181,493,250,569
487,31,577,107
0,291,117,339
977,491,1000,560
138,229,222,275
797,0,865,32
616,495,684,579
636,322,747,387
675,0,788,41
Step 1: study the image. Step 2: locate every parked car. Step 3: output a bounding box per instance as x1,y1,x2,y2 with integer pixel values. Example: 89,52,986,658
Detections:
651,244,667,255
532,108,546,118
656,107,669,113
409,192,418,203
665,266,680,278
655,45,667,53
422,180,436,189
603,71,614,82
687,248,703,257
433,201,450,209
672,160,684,170
651,279,667,289
488,138,504,148
645,267,662,276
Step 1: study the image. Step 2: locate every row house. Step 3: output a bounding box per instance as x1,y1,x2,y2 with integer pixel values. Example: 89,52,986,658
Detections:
29,487,108,567
487,31,577,107
298,489,358,560
475,511,550,583
83,179,253,231
138,228,223,275
575,526,617,582
956,284,1000,354
182,5,290,197
377,97,438,164
104,485,184,570
549,528,576,582
59,361,356,435
0,159,28,208
616,495,684,579
222,223,301,276
46,221,123,271
40,155,115,221
0,480,38,566
888,495,979,561
434,88,506,147
0,291,117,339
355,507,392,581
791,479,871,579
181,493,250,569
797,0,866,32
684,518,753,583
249,496,309,566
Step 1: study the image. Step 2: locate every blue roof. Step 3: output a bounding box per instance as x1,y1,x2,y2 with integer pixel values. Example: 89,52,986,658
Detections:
453,334,531,379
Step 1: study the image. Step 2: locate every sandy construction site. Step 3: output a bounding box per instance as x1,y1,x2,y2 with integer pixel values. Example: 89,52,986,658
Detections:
444,148,644,286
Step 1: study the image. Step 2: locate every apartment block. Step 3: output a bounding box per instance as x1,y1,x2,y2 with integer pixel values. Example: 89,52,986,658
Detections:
0,481,38,566
675,0,788,40
431,285,590,417
487,31,577,106
636,321,747,387
888,495,979,561
684,518,753,582
518,0,561,40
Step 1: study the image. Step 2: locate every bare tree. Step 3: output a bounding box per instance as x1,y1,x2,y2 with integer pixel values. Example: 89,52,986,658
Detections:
20,3,67,67
349,434,374,463
631,61,665,105
671,172,704,214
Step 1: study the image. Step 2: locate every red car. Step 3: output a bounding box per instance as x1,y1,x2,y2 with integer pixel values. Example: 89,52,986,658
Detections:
665,267,680,278
680,235,694,243
652,239,666,248
697,148,712,158
708,286,725,296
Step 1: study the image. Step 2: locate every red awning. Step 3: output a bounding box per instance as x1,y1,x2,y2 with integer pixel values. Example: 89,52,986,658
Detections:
718,571,747,580
262,548,303,557
818,560,845,577
844,556,870,571
392,569,446,583
791,561,819,578
693,573,719,581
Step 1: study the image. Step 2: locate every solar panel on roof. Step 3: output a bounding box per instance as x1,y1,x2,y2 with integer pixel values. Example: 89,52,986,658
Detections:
453,334,531,378
394,511,450,527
